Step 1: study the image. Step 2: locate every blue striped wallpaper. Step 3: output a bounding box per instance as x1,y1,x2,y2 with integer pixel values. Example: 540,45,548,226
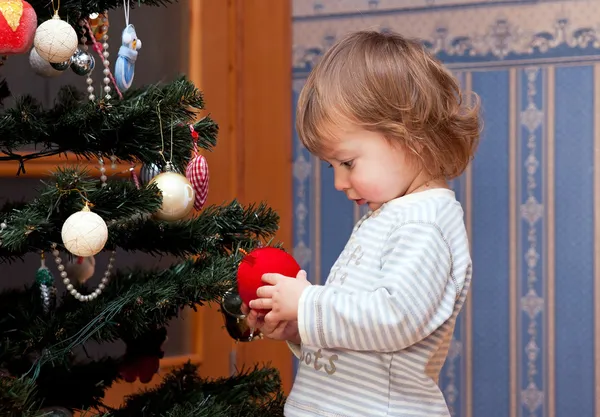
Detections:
471,70,511,417
554,65,595,416
292,1,600,416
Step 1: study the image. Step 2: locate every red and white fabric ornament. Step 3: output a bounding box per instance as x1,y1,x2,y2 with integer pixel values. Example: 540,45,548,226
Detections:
185,125,209,211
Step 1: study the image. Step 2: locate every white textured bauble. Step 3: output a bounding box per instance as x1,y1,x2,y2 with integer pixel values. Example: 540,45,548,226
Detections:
29,47,63,77
33,12,78,63
150,171,196,221
61,206,108,257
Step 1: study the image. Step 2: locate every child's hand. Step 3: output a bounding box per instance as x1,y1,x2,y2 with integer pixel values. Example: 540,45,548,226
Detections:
249,270,311,322
242,304,301,344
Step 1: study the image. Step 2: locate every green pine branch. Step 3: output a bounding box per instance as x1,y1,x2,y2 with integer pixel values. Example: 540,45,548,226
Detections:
0,77,217,174
0,250,254,369
0,167,279,261
105,362,285,417
0,375,40,417
111,201,280,257
33,358,121,412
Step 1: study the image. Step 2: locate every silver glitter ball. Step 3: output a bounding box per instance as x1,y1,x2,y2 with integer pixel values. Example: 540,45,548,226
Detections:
140,163,162,184
50,59,71,71
70,49,95,76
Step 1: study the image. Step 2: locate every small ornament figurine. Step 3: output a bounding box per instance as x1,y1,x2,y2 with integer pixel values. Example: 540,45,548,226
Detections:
119,327,167,383
64,256,95,284
220,288,262,342
33,9,78,63
149,162,195,221
114,23,140,92
29,47,62,77
36,252,56,314
86,12,109,45
236,247,301,313
70,48,94,76
185,125,210,211
0,0,37,55
61,203,108,257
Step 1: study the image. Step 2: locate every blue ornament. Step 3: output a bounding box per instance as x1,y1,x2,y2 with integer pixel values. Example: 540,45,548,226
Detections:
114,24,141,92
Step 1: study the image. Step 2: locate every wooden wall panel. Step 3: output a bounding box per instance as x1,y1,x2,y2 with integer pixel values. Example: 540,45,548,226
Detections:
235,0,294,391
188,0,235,380
189,0,294,394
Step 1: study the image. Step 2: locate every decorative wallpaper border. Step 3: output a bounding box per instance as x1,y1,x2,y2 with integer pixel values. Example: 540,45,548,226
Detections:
293,0,600,73
292,0,564,19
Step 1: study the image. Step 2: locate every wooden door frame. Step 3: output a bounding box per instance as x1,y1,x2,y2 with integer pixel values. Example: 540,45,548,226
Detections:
188,0,294,394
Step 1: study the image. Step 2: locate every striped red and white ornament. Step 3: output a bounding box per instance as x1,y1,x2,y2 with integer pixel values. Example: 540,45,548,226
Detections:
185,125,209,211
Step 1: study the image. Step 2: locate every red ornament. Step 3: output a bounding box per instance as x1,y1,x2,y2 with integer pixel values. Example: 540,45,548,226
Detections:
120,356,160,383
0,0,36,55
118,327,167,384
236,247,301,312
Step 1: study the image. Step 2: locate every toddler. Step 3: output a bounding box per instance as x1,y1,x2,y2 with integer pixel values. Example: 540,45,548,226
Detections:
247,30,480,416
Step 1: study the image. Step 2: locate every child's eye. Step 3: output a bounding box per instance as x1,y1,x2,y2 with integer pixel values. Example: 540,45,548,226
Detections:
327,163,333,168
341,160,353,168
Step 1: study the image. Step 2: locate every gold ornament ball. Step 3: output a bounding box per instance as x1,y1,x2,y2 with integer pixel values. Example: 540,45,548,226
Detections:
61,207,108,257
34,13,78,63
150,171,196,221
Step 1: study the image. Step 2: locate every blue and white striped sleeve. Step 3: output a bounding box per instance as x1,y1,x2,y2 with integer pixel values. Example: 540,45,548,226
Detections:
297,222,456,352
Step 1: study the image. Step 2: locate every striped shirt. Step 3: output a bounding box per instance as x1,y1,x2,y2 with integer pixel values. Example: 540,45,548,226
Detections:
285,188,471,417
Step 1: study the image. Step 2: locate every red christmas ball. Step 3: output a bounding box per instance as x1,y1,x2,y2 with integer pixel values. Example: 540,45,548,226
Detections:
0,0,36,55
236,247,301,310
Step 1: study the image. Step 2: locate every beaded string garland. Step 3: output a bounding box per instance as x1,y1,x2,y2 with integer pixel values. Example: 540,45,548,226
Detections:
79,13,123,101
51,242,116,302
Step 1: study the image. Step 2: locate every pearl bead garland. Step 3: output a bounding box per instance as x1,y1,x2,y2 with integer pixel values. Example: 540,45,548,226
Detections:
51,243,116,302
98,154,119,187
80,14,115,102
98,155,108,187
101,28,112,101
78,19,95,101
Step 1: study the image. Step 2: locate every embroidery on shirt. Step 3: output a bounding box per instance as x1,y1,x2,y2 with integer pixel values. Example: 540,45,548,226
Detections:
300,348,338,375
348,245,363,265
329,241,364,285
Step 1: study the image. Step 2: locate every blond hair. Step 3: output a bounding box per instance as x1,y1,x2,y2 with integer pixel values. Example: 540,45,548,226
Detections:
296,30,481,179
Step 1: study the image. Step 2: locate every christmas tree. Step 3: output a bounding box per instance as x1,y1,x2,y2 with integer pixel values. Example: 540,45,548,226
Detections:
0,0,286,415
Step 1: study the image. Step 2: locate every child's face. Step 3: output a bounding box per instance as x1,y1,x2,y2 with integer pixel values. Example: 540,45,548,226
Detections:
321,126,427,211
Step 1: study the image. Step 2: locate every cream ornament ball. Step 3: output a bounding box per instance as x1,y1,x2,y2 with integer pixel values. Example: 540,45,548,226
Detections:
61,205,108,257
33,11,78,63
150,168,196,221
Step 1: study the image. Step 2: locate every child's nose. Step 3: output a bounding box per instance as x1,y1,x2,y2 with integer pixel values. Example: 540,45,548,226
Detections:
334,171,349,191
